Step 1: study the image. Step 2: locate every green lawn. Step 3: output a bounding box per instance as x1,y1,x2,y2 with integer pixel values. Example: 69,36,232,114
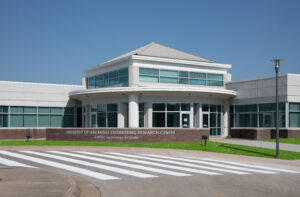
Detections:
263,137,300,145
1,140,300,160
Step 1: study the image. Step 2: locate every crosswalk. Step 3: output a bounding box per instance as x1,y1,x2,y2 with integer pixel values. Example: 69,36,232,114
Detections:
0,150,298,181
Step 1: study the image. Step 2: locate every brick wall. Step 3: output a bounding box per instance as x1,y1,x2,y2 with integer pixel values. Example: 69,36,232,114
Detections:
0,129,46,139
46,128,210,142
231,128,300,140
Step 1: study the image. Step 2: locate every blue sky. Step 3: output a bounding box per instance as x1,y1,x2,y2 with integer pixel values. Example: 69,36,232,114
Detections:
0,0,299,85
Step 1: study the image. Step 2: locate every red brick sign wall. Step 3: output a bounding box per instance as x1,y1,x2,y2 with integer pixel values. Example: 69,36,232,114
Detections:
46,128,210,142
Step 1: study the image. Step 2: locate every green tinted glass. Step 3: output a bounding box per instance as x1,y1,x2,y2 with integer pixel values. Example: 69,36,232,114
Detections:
167,103,180,111
160,70,178,77
189,79,206,85
207,74,223,80
139,103,144,112
153,104,165,111
51,115,63,127
10,106,23,113
97,113,106,127
64,107,74,114
38,107,50,114
290,103,300,111
179,71,188,78
97,104,106,112
119,68,128,76
160,77,178,84
10,114,23,127
0,106,8,113
50,107,63,114
24,107,37,114
107,104,117,112
24,115,37,127
139,67,159,75
63,115,74,127
167,112,180,127
181,104,190,111
107,113,117,127
190,72,206,79
139,75,159,83
38,115,50,127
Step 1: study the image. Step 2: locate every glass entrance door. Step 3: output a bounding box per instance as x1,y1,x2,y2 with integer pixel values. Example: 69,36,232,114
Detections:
202,113,209,128
181,113,190,128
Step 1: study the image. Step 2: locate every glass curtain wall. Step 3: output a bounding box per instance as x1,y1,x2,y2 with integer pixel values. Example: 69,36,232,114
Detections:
0,106,75,128
152,103,190,128
289,103,300,128
0,106,8,127
96,104,118,128
232,103,286,128
139,67,223,87
86,68,128,89
202,104,222,136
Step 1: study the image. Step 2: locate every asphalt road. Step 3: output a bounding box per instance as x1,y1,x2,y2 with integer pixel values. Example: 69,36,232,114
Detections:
0,147,299,197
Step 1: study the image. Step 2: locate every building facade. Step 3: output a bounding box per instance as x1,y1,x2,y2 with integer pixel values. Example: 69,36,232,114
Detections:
1,42,299,138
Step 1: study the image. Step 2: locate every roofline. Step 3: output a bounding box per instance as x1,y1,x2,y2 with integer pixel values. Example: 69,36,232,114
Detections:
69,86,237,97
84,54,231,73
226,73,300,84
83,55,132,73
0,80,84,87
132,55,231,69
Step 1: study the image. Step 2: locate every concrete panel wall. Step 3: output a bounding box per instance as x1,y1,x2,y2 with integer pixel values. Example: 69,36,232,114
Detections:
0,81,85,107
226,75,289,105
287,74,300,102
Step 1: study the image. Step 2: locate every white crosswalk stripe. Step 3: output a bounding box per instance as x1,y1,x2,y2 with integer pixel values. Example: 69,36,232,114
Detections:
141,154,277,174
105,152,254,175
20,151,156,178
189,157,300,174
0,156,36,168
0,151,298,182
82,152,223,175
48,151,190,177
0,151,119,180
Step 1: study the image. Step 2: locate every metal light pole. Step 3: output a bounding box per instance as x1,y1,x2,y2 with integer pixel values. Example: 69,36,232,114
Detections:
271,59,283,158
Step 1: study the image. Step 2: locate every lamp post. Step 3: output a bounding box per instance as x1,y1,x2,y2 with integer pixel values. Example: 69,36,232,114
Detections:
271,59,283,158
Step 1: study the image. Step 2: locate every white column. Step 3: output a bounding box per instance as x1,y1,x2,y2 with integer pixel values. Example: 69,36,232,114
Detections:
118,103,126,128
285,102,289,128
145,102,152,128
128,65,139,87
199,103,203,128
190,103,194,128
86,104,90,128
128,94,139,128
222,101,230,138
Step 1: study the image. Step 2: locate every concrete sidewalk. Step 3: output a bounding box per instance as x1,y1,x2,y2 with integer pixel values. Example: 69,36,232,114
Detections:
213,139,300,152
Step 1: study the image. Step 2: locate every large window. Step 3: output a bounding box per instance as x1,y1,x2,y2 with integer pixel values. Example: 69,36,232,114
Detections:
232,103,285,128
96,104,118,128
202,104,222,136
289,103,300,128
234,104,257,127
0,106,75,128
0,106,9,127
139,67,223,87
139,103,144,127
152,103,190,128
259,103,285,128
86,68,128,89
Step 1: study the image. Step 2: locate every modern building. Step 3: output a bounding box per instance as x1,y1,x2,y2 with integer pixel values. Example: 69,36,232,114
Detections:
0,42,299,138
